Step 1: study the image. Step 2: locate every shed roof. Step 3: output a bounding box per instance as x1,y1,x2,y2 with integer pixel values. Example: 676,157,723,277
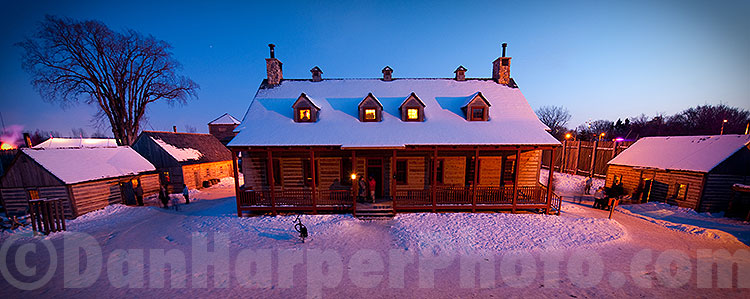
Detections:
208,113,241,125
33,138,119,149
229,78,558,148
139,131,231,165
607,134,750,173
21,147,156,184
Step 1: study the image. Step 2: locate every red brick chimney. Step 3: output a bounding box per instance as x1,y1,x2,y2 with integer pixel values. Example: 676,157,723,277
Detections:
382,66,393,81
492,43,511,85
266,44,283,85
310,66,323,82
454,65,467,81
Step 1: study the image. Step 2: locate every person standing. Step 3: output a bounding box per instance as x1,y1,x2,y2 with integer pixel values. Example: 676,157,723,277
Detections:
159,185,169,209
584,177,593,195
358,177,367,202
134,180,144,206
368,176,376,203
182,184,190,204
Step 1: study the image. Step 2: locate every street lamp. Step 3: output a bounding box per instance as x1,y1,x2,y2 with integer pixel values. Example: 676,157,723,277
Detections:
599,132,605,141
565,133,572,140
720,119,728,135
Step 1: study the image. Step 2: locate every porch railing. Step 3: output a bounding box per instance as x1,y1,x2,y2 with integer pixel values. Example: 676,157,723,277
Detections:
237,188,353,214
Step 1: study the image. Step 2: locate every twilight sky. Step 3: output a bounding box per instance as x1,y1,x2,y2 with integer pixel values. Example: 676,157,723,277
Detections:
0,0,748,137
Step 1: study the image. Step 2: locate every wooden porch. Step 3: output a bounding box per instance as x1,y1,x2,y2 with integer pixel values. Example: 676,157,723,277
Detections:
230,145,561,216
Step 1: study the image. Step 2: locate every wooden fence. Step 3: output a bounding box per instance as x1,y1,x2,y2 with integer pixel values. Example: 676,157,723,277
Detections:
541,140,634,178
29,198,66,235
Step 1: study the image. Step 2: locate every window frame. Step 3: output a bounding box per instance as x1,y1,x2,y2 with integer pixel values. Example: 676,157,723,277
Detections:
363,108,377,121
674,183,688,200
470,106,486,121
297,108,313,122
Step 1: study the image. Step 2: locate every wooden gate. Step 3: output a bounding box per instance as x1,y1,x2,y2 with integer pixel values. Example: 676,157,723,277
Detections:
29,198,66,235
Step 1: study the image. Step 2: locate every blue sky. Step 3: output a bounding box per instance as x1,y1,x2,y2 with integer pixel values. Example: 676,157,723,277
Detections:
0,0,748,136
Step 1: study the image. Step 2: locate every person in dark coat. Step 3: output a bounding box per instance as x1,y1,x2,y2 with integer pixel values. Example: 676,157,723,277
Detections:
159,185,169,209
182,184,190,204
134,180,144,206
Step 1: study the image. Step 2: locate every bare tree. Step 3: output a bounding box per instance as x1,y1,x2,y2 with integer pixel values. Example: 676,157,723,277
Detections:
18,15,198,145
535,105,572,139
184,125,197,133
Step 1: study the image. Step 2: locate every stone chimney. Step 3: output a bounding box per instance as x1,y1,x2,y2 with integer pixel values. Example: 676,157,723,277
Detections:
492,43,512,85
266,44,283,85
173,125,177,133
382,66,393,81
454,65,467,81
310,66,323,82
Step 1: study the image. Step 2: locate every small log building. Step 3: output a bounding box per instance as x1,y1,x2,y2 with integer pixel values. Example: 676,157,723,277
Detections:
606,134,750,212
0,147,158,218
208,113,241,145
132,131,233,191
228,44,562,216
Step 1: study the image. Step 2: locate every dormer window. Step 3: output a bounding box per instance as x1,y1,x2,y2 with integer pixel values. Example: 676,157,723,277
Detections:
461,92,490,121
471,107,485,121
292,93,320,123
407,109,419,120
358,93,383,122
364,109,377,121
299,108,312,121
399,92,425,122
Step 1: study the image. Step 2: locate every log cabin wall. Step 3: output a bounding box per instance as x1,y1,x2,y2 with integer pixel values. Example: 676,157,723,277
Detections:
0,186,72,218
605,165,646,195
701,174,750,212
182,161,233,189
397,157,428,190
442,156,466,186
241,155,267,190
478,157,502,186
70,178,124,217
606,164,705,210
518,150,542,187
317,157,342,190
139,173,161,195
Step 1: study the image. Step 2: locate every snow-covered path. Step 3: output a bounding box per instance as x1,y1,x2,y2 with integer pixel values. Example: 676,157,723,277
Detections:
2,182,749,298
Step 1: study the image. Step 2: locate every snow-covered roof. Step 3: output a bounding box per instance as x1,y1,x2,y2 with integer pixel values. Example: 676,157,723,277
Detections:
33,138,118,149
21,147,156,184
137,131,231,165
607,134,750,172
208,113,241,125
229,79,559,147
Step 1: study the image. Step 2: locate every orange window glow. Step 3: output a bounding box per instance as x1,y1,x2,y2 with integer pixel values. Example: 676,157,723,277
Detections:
364,109,376,120
407,108,419,120
299,109,311,121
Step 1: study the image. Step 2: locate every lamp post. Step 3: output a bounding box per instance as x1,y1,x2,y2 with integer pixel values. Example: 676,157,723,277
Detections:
720,119,728,135
599,132,605,141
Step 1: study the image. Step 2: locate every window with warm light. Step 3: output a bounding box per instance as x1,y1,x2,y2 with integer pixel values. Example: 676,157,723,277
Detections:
674,183,688,200
298,109,311,121
407,108,419,120
364,109,377,121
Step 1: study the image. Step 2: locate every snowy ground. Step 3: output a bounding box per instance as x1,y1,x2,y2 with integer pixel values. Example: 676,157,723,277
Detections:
2,175,749,298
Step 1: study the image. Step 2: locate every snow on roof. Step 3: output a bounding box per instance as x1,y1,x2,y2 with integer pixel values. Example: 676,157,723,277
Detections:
33,138,118,149
208,113,241,125
150,136,204,162
229,79,559,147
607,134,750,172
21,147,156,184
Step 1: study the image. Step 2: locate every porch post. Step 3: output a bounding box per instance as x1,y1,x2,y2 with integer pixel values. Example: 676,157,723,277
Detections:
351,151,357,217
310,149,317,214
392,149,397,212
547,147,555,214
267,150,277,216
431,147,437,212
512,149,520,213
472,147,479,212
232,149,241,217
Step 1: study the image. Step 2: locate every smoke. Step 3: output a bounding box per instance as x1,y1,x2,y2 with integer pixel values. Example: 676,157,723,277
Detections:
0,125,24,148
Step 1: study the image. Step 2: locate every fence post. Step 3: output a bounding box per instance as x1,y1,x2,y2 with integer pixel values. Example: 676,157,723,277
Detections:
574,141,581,175
562,139,568,172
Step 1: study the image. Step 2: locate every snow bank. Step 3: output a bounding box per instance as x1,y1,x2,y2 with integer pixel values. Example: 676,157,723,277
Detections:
618,202,750,244
540,171,604,194
391,212,625,255
151,137,203,161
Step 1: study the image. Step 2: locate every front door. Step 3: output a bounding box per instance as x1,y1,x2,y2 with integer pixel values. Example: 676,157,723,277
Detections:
194,170,201,189
366,159,383,198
